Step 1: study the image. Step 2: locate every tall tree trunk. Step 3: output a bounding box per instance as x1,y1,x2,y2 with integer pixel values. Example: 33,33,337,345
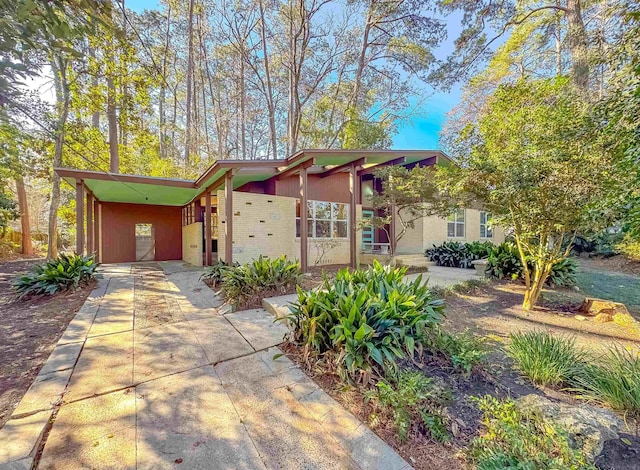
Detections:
258,0,277,160
287,0,295,155
120,0,128,148
566,0,589,92
15,176,33,255
89,46,100,129
159,3,171,159
107,75,119,173
184,0,196,166
48,56,70,259
239,46,246,160
554,18,562,76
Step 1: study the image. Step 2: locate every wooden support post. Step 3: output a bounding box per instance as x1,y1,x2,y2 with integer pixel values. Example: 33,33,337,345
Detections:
205,190,212,266
75,180,84,255
94,199,100,262
224,170,233,264
299,164,308,272
86,190,94,254
349,163,358,268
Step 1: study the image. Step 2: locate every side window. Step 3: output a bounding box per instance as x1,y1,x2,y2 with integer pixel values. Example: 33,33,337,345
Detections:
447,209,465,238
480,211,493,238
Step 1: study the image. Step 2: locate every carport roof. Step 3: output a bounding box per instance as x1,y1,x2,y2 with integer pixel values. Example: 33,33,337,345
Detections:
56,149,449,206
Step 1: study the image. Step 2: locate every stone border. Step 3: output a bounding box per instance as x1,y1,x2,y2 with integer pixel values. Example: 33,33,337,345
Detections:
0,278,110,468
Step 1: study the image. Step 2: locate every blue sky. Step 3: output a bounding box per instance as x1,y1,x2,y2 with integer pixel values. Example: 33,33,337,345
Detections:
127,0,462,151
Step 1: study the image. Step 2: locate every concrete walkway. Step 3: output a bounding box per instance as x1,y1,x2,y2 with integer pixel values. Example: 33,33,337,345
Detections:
0,263,410,470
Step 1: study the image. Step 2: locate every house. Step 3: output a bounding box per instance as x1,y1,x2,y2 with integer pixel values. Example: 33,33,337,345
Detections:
56,149,504,271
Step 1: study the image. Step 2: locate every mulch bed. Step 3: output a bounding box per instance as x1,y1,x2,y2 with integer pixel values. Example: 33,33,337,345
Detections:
0,259,95,428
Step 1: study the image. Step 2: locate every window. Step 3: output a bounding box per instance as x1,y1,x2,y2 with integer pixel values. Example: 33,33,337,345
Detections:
447,209,465,238
296,200,348,238
480,211,493,238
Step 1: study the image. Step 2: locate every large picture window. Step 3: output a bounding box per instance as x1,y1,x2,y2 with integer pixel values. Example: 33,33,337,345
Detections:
480,211,493,238
296,200,348,239
447,209,465,238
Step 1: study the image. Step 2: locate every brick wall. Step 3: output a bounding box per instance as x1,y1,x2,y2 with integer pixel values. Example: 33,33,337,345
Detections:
182,222,203,266
217,191,298,264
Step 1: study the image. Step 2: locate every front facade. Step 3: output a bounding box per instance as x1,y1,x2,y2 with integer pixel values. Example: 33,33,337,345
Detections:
56,149,504,271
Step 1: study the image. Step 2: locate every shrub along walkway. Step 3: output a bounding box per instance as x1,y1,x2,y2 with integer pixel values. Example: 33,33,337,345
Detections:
0,262,410,470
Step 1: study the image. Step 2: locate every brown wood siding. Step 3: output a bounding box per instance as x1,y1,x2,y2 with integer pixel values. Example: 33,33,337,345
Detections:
274,173,351,203
101,202,182,263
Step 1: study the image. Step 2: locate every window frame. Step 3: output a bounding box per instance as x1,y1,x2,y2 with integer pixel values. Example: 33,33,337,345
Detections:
296,200,349,239
447,208,466,238
480,211,493,239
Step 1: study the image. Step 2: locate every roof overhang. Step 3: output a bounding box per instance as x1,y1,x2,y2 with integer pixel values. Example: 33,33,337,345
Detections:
55,150,450,207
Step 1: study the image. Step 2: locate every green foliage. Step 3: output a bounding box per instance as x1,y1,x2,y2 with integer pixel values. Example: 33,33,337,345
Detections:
437,77,612,309
220,256,301,308
286,260,445,381
574,347,640,416
616,234,640,261
486,242,577,287
367,370,451,443
0,191,19,237
12,253,97,298
199,260,238,288
425,241,493,269
507,331,587,387
427,327,487,374
467,396,596,470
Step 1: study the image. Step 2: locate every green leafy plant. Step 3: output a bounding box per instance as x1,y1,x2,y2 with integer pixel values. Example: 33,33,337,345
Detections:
486,242,577,287
12,253,97,298
507,331,587,387
574,347,640,416
427,327,487,375
285,260,445,381
199,259,238,288
367,370,451,443
467,395,596,470
221,255,301,308
425,241,493,269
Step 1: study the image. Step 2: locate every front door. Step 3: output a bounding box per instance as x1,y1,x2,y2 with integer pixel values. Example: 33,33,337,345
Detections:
362,210,374,251
135,223,155,261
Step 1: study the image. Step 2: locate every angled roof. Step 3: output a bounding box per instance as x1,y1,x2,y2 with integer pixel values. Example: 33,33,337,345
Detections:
56,149,449,206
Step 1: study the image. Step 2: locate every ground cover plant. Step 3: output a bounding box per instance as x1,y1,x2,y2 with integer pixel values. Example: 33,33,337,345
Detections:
467,395,596,470
425,241,493,269
216,255,301,309
365,370,451,443
426,327,487,375
285,260,445,382
11,253,97,298
200,259,239,288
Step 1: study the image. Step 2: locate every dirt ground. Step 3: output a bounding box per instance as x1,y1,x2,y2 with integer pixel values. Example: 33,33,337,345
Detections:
578,254,640,276
0,259,95,428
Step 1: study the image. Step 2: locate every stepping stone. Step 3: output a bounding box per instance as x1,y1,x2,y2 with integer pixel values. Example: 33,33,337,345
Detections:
39,389,136,470
136,366,264,469
224,309,288,350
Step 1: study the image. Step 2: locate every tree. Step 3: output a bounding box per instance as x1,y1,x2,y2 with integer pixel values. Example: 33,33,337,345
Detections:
366,165,442,256
437,78,612,311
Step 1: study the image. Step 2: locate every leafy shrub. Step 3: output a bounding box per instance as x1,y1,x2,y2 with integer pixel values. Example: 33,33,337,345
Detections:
221,255,301,308
486,242,578,287
616,234,640,261
425,241,493,269
286,260,445,381
507,331,586,387
12,254,97,298
427,327,487,374
574,347,640,416
199,259,238,288
367,370,450,443
467,396,595,470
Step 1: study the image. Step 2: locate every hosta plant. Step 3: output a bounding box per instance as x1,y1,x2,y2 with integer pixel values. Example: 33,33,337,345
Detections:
12,253,97,299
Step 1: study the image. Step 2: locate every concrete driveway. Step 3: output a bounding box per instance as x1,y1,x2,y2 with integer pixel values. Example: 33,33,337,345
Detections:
0,263,410,470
